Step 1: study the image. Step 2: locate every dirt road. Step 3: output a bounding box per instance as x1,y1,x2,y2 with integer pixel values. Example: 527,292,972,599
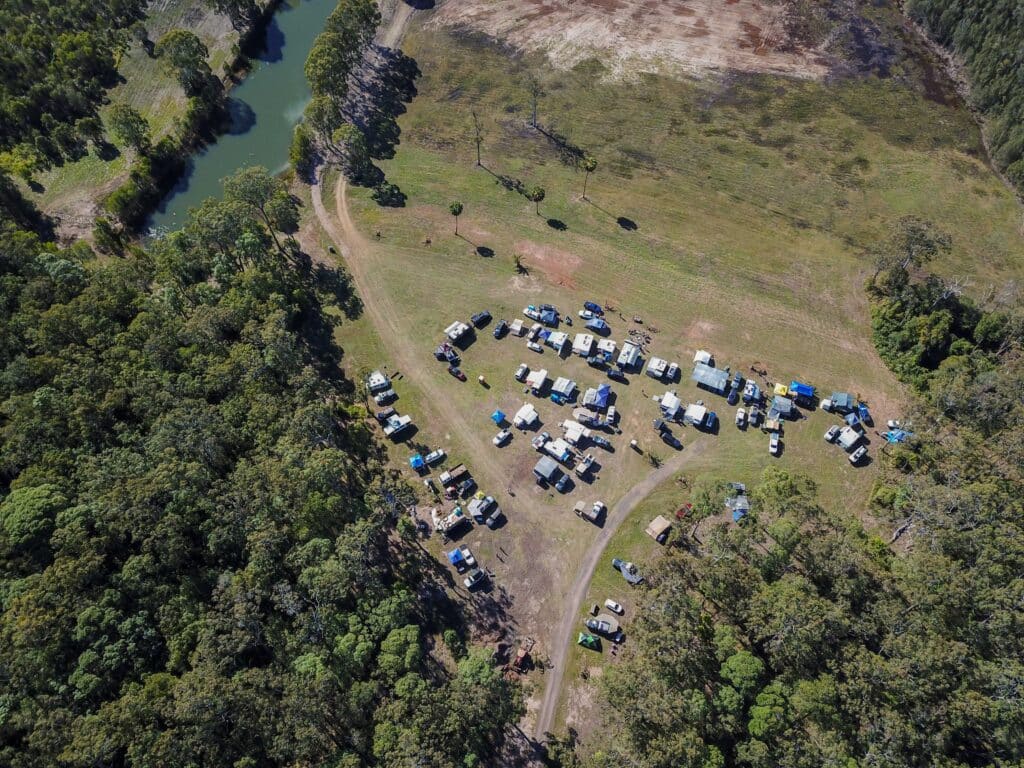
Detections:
312,173,515,497
380,0,414,49
308,2,522,512
312,1,698,745
315,169,700,744
531,443,703,741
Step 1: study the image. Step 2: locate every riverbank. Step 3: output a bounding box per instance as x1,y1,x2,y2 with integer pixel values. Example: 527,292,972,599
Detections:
16,0,290,241
147,0,337,233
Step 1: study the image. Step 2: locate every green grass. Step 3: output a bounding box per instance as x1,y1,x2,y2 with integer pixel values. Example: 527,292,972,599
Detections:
321,16,1024,735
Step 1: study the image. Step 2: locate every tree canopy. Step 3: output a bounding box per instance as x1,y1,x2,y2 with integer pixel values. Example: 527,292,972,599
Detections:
0,167,521,768
908,0,1024,190
579,219,1024,768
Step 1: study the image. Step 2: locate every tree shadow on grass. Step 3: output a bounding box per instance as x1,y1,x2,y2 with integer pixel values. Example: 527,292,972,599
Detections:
547,218,567,231
584,197,640,231
477,246,495,257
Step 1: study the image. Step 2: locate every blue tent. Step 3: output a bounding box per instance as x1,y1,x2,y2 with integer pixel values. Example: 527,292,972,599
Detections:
447,548,465,566
593,383,611,409
540,309,558,326
586,317,609,332
844,412,860,427
584,301,603,315
491,410,506,425
538,328,551,342
409,454,425,470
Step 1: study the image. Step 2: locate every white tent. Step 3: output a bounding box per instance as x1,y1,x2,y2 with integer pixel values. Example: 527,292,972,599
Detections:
683,403,707,426
646,357,668,379
366,370,390,392
547,331,570,352
660,391,681,418
561,420,591,445
837,425,862,451
526,368,549,391
513,403,539,428
618,340,641,368
445,321,470,341
693,349,712,365
572,333,594,356
552,377,576,397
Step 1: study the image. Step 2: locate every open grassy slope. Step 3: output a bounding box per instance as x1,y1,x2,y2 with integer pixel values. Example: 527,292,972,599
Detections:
324,11,1024,737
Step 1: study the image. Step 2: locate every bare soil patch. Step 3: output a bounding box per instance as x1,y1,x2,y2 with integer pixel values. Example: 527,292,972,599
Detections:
430,0,827,80
514,239,582,288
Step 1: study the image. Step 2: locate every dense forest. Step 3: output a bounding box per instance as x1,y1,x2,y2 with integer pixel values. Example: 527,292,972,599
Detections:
1,3,523,766
550,221,1024,767
0,166,520,767
907,0,1024,190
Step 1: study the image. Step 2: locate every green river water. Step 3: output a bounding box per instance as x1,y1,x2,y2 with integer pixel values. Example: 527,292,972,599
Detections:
149,0,335,233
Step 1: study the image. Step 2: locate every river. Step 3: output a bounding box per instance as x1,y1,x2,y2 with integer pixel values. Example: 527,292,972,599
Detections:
148,0,335,233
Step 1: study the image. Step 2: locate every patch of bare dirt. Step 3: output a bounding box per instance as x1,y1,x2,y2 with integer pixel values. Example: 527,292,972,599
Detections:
507,274,545,293
430,0,828,80
513,240,582,288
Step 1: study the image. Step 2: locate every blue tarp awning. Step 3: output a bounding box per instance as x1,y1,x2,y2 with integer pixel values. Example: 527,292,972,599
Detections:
539,329,551,341
789,381,814,399
884,430,912,443
593,383,611,409
491,410,506,424
844,412,859,427
409,454,425,469
586,317,608,332
447,548,464,565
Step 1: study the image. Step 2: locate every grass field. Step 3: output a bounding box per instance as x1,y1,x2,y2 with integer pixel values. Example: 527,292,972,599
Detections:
315,11,1024,739
19,0,237,235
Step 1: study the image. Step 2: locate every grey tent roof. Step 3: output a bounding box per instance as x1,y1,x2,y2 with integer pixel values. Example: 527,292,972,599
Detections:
533,456,559,480
692,362,729,393
772,395,795,416
831,392,855,410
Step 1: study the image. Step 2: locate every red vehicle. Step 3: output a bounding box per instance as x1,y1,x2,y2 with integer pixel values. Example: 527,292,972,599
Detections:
448,365,467,381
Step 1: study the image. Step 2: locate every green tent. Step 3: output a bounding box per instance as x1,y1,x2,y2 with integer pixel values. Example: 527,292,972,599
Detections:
577,632,600,651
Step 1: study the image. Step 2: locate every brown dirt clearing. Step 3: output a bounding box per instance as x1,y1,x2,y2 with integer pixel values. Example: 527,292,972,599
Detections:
430,0,827,80
514,239,582,288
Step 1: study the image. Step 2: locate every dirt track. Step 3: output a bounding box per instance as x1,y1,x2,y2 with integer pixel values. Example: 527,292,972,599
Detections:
531,442,703,740
310,1,716,745
312,174,517,498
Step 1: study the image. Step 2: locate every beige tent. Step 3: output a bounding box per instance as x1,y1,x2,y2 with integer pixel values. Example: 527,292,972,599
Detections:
645,515,672,542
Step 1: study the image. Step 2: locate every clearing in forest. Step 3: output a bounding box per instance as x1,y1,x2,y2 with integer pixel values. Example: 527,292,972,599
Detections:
430,0,829,80
317,0,1024,744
